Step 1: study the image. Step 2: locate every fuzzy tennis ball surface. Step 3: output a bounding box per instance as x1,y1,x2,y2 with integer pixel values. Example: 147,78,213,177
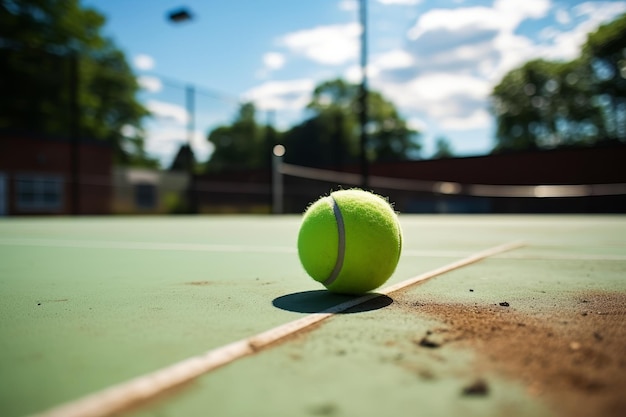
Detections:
297,189,402,294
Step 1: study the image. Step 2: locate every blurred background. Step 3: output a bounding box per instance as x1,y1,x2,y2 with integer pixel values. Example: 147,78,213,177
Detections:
1,0,625,215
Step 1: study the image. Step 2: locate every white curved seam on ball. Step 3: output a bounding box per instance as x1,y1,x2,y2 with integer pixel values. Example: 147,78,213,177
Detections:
323,195,346,287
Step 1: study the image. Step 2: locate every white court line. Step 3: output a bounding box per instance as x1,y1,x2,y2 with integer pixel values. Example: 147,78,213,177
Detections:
31,240,524,417
405,249,626,261
0,238,462,257
3,238,624,261
497,253,626,261
0,238,296,254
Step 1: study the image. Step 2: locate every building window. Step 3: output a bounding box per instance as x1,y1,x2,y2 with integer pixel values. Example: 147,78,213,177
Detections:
134,183,157,209
16,175,64,211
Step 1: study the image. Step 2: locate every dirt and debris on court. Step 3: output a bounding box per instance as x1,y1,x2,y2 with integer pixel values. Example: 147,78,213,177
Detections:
404,291,626,417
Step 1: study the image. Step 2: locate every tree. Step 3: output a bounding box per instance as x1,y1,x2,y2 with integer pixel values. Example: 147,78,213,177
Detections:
0,0,154,166
206,102,268,171
491,59,592,151
169,144,196,172
433,136,454,159
304,79,356,167
205,79,420,172
583,13,626,141
491,13,626,152
283,78,420,167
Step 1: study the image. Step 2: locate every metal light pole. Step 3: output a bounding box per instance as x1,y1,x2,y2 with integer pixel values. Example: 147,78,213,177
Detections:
359,0,369,188
186,84,196,213
186,85,195,148
168,8,197,213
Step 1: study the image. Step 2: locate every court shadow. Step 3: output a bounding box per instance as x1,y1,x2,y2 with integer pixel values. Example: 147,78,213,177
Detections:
272,290,393,314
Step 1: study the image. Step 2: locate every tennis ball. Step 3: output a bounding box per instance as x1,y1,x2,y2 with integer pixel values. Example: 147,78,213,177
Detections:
297,189,402,294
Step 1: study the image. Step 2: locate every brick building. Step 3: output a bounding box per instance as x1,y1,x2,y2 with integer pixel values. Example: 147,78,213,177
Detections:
0,133,113,215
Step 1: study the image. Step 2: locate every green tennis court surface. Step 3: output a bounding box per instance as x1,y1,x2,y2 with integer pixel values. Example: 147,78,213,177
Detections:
1,215,625,417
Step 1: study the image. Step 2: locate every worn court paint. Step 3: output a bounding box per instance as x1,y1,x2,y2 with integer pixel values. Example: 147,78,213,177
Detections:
0,216,625,417
0,216,448,417
32,243,522,417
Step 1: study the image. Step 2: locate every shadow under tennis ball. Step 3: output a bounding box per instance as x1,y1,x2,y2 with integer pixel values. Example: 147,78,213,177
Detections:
272,290,393,314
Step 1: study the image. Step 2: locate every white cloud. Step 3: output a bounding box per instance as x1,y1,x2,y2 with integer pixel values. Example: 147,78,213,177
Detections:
189,129,214,162
407,0,550,41
255,0,625,144
407,6,500,40
256,52,287,79
539,26,560,41
280,23,361,65
263,52,286,70
381,0,625,134
134,54,155,71
439,109,492,131
404,6,515,81
374,49,415,70
344,49,414,83
412,73,490,102
406,117,427,132
344,64,363,84
143,122,214,167
493,0,551,21
536,27,587,61
242,79,315,111
374,73,490,128
406,0,551,72
137,75,163,93
339,0,358,11
536,2,626,61
555,8,571,25
573,1,626,20
256,52,287,78
142,107,217,166
374,0,554,130
146,100,188,125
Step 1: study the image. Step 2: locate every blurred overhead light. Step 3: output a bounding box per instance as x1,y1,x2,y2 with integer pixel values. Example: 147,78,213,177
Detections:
167,7,193,23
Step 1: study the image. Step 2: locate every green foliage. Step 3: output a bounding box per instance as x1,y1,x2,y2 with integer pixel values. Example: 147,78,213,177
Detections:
282,78,420,168
584,13,626,140
1,0,107,52
491,13,626,152
205,78,420,172
0,0,154,167
367,90,421,161
164,191,188,214
206,102,271,171
80,44,153,166
491,59,596,151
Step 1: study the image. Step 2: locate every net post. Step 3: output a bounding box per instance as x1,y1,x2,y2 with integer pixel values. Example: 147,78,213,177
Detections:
272,145,285,214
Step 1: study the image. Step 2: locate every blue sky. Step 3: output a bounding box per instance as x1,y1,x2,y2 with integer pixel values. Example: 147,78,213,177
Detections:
84,0,626,166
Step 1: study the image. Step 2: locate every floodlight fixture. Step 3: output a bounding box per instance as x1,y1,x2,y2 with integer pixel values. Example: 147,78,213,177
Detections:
167,7,193,23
